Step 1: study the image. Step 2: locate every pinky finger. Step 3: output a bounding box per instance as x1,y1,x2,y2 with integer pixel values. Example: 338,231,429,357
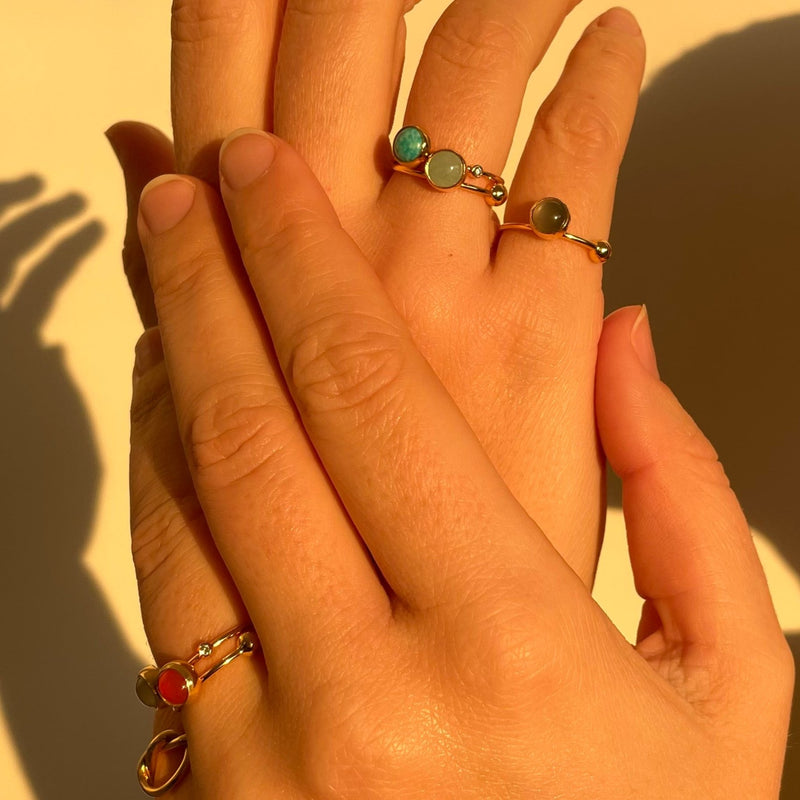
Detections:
498,7,645,276
130,329,271,796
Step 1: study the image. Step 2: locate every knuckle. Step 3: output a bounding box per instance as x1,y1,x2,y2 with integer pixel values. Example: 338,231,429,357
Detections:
287,312,406,424
187,379,296,490
131,491,204,591
240,206,328,275
298,677,443,798
130,368,171,430
171,0,259,45
427,12,529,78
446,593,559,709
148,244,222,312
535,90,623,168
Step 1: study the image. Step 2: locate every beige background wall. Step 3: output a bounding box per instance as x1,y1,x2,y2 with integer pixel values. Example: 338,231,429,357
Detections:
1,2,798,797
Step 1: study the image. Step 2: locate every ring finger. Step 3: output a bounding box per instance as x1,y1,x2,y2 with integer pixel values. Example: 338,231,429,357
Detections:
382,0,582,280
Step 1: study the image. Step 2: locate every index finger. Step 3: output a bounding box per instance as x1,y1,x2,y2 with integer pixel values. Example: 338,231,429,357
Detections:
218,129,576,613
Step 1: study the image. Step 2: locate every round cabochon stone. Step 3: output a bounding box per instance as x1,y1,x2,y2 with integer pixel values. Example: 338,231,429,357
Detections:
531,197,570,237
393,126,429,163
425,150,465,190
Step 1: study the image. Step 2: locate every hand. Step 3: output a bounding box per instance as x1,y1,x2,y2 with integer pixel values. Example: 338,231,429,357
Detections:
131,131,792,798
110,2,646,596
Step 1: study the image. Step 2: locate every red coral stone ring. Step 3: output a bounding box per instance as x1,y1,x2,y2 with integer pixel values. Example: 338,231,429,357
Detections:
136,627,258,711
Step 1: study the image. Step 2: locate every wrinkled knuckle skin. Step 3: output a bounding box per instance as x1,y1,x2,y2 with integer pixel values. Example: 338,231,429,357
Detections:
149,245,223,316
534,91,622,169
427,12,529,78
240,207,328,277
287,314,406,425
171,0,260,45
187,380,296,491
131,492,204,595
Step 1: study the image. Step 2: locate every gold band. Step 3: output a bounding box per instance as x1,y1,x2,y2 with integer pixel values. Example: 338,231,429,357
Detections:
136,627,257,711
499,197,611,263
392,125,507,206
137,730,189,797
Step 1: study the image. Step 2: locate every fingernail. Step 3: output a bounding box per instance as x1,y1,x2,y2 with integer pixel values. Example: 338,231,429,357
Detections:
133,327,164,380
630,305,660,379
139,175,196,235
219,129,276,190
593,7,641,36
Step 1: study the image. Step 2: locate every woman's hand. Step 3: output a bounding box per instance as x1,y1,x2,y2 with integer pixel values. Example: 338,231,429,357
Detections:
130,132,792,798
112,1,646,591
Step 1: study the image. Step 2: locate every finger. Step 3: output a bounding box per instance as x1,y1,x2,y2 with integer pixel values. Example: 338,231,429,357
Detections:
171,0,283,182
130,327,244,663
273,0,412,213
595,306,794,710
383,0,580,275
136,173,389,680
106,121,175,327
130,328,270,797
499,8,645,276
218,130,572,611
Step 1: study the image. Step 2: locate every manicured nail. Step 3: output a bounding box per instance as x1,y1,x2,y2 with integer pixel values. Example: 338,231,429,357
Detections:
594,7,641,36
133,327,164,380
630,305,660,379
219,129,276,190
139,175,196,235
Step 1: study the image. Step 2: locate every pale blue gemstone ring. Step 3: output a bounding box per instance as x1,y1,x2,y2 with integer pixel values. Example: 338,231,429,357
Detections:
392,125,507,207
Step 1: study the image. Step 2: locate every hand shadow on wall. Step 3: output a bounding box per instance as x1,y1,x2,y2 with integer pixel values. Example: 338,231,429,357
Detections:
603,17,800,797
0,175,149,798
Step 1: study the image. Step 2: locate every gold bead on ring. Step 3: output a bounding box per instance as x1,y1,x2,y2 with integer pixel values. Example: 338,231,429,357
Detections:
500,197,612,262
392,125,507,206
135,627,257,711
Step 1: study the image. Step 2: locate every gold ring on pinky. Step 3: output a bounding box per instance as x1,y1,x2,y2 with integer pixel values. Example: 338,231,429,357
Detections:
392,125,507,206
499,197,612,263
138,730,189,797
135,627,258,711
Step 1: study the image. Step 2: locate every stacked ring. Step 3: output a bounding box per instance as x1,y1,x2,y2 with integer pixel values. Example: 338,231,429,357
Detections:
392,125,507,206
499,197,612,263
136,626,258,796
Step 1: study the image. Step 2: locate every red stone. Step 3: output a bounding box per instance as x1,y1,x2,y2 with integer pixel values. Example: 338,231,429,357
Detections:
157,667,189,707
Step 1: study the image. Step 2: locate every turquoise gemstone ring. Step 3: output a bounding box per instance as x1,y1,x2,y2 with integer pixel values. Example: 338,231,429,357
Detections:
391,125,507,207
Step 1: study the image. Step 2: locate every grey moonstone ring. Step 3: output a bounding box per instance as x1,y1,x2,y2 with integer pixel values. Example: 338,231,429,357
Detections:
499,197,612,263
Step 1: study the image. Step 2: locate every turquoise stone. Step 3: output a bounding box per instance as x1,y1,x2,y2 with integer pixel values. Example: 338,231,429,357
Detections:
393,126,429,163
531,197,570,238
424,149,465,190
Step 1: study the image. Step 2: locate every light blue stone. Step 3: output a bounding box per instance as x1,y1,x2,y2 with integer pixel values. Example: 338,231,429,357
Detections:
393,126,428,163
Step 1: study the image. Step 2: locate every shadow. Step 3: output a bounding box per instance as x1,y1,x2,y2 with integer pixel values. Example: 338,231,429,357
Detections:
603,17,800,796
0,176,149,798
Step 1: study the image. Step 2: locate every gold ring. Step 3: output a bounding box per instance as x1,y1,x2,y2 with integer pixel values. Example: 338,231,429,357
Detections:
499,197,611,263
392,125,507,206
136,627,257,711
137,730,189,797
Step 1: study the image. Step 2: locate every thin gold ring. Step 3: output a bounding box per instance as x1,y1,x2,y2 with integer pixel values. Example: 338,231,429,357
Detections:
499,197,611,263
136,627,257,711
137,730,189,797
392,125,507,206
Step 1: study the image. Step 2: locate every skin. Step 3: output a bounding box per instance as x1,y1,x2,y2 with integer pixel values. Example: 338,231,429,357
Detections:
108,1,793,796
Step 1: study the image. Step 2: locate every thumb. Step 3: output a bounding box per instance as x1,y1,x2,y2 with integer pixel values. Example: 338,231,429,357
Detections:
596,306,791,712
106,121,175,327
